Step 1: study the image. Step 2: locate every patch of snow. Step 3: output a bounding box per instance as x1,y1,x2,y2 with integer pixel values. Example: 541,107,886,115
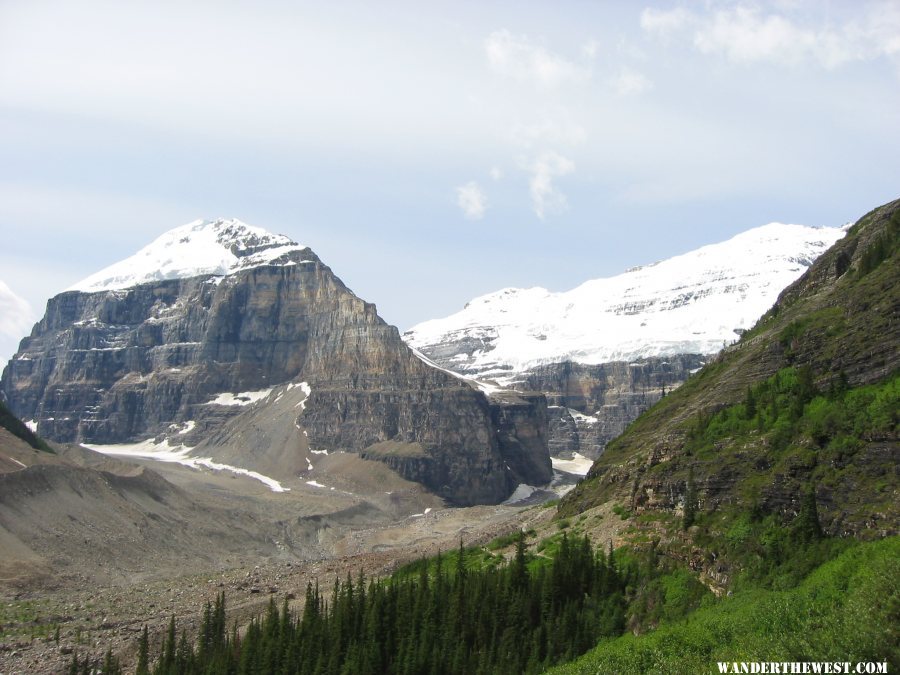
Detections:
503,484,538,504
294,382,312,409
307,458,313,471
9,457,27,469
306,480,327,488
24,419,38,433
206,388,274,406
409,348,509,395
310,449,329,455
83,440,289,492
551,453,594,476
568,409,598,425
177,420,196,435
67,218,309,293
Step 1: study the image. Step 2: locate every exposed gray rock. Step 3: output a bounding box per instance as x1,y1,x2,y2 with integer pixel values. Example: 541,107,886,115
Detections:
2,242,550,506
517,356,706,459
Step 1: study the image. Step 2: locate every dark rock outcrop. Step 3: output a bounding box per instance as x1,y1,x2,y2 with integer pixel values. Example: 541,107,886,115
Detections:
517,356,706,458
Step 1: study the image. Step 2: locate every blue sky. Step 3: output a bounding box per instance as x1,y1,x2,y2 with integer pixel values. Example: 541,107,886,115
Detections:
1,0,899,364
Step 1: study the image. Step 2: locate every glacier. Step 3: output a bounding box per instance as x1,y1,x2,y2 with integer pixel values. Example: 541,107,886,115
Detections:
403,222,846,386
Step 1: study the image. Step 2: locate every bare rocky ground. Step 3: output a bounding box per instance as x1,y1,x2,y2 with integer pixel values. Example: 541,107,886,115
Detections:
0,498,561,674
0,437,620,674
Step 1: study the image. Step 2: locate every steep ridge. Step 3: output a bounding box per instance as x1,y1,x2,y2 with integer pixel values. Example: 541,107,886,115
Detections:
559,198,900,536
404,223,845,460
2,219,551,506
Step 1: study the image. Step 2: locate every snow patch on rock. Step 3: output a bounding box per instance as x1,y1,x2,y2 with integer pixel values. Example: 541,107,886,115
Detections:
83,439,290,492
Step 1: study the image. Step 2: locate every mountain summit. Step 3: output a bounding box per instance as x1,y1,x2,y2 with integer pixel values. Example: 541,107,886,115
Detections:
404,223,846,384
3,219,551,505
67,218,309,293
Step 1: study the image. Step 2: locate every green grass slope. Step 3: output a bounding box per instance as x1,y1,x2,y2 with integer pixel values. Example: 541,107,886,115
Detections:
546,536,899,675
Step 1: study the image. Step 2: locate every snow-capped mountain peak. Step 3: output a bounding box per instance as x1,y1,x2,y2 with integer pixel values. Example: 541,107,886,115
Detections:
403,222,846,385
67,218,308,292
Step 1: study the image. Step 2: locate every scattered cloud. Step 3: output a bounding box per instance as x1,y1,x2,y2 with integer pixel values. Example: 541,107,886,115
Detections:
610,67,653,96
527,152,575,220
640,7,691,40
489,166,503,181
581,39,600,60
694,6,825,66
0,280,34,347
485,29,590,87
641,2,900,69
456,182,488,220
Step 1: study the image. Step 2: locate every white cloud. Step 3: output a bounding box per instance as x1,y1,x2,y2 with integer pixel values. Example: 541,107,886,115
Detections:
640,7,691,39
456,182,488,220
641,2,900,69
527,152,575,220
610,67,653,96
489,166,503,181
694,6,817,66
485,30,590,87
0,280,34,356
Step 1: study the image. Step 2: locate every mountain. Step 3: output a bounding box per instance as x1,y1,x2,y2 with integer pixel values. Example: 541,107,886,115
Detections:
559,198,899,536
1,218,551,506
404,223,846,460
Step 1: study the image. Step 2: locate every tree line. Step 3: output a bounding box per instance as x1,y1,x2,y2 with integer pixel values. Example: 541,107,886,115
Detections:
74,532,628,675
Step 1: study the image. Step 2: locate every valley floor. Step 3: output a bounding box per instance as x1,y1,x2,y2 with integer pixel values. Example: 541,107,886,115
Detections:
0,492,562,673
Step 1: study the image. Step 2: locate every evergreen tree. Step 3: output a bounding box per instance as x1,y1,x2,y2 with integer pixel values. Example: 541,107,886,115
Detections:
683,466,697,530
136,625,150,675
794,485,823,543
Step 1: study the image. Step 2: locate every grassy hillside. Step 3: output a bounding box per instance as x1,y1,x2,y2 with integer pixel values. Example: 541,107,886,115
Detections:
546,536,899,674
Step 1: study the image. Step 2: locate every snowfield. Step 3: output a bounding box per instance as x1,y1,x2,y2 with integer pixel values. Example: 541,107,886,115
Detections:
404,223,845,385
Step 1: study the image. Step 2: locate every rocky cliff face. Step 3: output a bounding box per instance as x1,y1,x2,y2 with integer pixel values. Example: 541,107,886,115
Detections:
517,356,706,459
1,219,551,506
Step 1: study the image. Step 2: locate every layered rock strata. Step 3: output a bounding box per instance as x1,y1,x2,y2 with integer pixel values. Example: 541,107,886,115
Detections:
2,219,551,505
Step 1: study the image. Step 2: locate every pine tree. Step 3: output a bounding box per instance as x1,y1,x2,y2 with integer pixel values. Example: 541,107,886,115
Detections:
511,530,528,592
744,386,757,419
158,614,176,675
794,485,822,543
102,647,121,674
136,625,150,675
682,466,697,530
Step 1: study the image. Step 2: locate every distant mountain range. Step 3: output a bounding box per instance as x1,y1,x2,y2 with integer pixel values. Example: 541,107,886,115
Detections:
405,222,846,381
404,222,846,460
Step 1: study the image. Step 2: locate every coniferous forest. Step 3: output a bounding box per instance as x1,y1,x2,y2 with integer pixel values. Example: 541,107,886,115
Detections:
70,533,628,675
